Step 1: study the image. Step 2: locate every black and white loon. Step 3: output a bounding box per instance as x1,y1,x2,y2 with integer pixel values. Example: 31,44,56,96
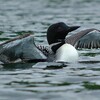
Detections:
0,22,100,63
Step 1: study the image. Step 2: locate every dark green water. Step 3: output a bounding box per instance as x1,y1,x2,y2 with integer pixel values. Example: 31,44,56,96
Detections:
0,0,100,100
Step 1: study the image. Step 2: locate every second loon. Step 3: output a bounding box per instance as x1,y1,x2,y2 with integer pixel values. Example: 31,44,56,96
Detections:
0,22,100,63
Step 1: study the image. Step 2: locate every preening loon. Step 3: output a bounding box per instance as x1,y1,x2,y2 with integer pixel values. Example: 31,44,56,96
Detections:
45,22,100,62
0,22,100,63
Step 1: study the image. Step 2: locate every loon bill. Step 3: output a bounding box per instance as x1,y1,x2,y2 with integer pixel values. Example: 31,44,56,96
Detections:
0,22,100,63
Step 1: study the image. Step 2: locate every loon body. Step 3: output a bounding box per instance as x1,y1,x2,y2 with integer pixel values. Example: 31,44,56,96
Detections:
0,22,100,63
46,22,100,62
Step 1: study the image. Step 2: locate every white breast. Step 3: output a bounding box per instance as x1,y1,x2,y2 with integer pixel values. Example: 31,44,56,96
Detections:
55,43,78,63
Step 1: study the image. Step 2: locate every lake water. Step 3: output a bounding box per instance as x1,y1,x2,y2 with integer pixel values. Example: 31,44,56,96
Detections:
0,0,100,100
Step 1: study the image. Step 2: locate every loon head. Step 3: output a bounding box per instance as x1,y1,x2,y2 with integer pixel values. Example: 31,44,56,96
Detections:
47,22,80,45
47,22,80,63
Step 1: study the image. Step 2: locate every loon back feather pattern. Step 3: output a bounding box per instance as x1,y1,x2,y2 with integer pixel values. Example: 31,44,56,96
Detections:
37,45,53,56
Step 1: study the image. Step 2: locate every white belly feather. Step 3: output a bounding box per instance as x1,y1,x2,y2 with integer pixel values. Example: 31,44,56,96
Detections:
55,43,78,63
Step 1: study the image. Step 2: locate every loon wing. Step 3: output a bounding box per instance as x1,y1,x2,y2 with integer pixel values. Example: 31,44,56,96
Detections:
0,33,31,46
65,28,100,49
0,34,46,63
76,30,100,49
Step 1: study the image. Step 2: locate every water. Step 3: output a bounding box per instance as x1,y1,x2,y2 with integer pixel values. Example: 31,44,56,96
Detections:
0,0,100,100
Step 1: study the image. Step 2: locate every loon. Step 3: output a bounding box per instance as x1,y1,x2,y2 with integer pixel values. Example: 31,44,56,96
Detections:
45,22,100,62
0,22,100,63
